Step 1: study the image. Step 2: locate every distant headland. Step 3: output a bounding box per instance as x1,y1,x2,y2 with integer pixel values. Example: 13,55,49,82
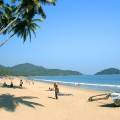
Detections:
95,68,120,75
0,63,81,76
0,63,120,76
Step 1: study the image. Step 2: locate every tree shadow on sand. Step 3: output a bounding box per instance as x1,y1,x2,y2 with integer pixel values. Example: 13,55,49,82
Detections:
0,94,44,112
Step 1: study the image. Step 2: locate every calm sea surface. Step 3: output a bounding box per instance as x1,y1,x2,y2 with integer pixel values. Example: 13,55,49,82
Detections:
28,75,120,92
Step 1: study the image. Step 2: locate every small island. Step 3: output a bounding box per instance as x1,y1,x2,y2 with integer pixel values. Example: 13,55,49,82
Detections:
95,68,120,75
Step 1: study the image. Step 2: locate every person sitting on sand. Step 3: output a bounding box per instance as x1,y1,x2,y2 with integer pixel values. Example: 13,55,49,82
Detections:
49,87,54,91
10,81,13,88
20,80,23,87
3,82,7,87
54,83,59,99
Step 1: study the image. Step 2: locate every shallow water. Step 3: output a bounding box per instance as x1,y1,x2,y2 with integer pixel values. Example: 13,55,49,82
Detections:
28,75,120,92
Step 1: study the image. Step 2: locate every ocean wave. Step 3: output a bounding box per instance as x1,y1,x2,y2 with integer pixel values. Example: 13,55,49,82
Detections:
33,78,120,88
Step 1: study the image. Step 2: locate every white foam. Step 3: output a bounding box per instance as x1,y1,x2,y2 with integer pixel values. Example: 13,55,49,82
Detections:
33,78,120,88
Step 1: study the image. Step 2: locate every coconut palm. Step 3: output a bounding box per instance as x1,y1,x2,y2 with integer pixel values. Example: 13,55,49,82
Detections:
0,3,18,47
12,18,41,42
0,0,56,47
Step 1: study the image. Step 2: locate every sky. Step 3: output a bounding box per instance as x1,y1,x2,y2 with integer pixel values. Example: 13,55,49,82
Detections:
0,0,120,74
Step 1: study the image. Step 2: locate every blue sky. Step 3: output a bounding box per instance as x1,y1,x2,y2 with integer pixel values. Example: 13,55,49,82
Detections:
0,0,120,74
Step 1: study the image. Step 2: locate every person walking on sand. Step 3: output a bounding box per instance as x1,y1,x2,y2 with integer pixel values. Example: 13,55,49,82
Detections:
54,83,59,99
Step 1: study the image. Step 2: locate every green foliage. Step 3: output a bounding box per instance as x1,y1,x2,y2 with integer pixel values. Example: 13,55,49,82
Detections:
0,0,56,43
95,68,120,75
0,63,81,76
0,65,11,76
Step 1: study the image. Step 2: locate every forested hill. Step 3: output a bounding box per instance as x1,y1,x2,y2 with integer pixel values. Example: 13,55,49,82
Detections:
0,63,81,76
95,68,120,75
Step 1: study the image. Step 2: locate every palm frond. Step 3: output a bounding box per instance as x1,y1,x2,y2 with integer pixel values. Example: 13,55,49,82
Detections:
0,0,57,46
12,18,41,42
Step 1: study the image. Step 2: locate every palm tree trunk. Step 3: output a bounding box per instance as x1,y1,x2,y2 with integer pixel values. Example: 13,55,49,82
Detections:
0,34,14,47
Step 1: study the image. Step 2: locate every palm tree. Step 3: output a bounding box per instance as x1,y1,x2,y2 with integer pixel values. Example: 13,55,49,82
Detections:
12,18,41,42
0,0,56,47
0,3,18,46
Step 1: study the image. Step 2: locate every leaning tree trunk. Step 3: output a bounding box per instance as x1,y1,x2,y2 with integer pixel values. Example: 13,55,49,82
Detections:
0,4,21,34
0,17,18,34
0,34,14,47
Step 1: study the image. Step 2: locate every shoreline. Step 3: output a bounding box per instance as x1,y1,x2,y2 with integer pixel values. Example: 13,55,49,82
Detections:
27,77,116,93
33,79,109,93
0,76,114,93
0,76,109,93
0,75,110,95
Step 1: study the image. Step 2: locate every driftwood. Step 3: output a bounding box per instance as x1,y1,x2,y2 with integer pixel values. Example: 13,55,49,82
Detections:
88,93,111,102
88,93,120,107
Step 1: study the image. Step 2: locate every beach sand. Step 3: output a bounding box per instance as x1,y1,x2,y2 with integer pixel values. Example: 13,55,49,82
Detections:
0,77,119,120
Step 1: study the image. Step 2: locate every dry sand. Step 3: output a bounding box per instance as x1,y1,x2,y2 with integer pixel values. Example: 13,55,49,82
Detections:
0,77,120,120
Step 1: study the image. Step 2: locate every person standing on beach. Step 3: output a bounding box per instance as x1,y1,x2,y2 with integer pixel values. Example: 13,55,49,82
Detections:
54,83,59,99
20,80,23,87
10,81,13,88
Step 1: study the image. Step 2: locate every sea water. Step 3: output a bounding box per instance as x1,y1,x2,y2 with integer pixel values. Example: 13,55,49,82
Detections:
28,75,120,92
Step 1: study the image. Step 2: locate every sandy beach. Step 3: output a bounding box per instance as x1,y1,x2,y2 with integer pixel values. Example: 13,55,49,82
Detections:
0,77,119,120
